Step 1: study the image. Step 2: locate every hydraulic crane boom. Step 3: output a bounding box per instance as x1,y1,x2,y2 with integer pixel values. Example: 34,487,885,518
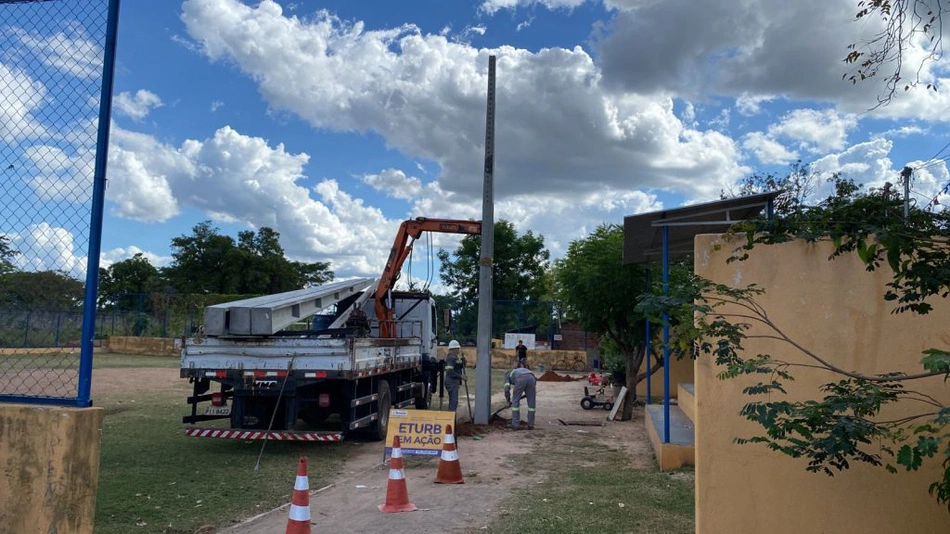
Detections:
375,217,482,337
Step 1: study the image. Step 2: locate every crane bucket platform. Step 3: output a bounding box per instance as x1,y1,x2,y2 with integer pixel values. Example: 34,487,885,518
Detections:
203,278,374,336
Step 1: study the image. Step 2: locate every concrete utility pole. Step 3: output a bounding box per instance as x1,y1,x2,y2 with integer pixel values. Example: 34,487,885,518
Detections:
474,55,496,425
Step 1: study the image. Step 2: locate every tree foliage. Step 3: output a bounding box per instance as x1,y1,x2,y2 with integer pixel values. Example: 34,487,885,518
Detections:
0,270,85,310
438,220,550,339
646,182,950,510
554,224,663,420
724,160,828,216
163,221,332,295
845,0,948,105
99,253,161,307
0,235,17,275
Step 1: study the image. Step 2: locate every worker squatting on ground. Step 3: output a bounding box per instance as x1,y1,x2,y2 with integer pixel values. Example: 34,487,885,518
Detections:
444,340,466,411
504,361,537,430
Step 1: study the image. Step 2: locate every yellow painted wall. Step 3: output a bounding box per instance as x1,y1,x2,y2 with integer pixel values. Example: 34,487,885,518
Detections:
694,234,950,533
435,346,589,371
108,335,180,355
635,350,693,402
0,404,103,534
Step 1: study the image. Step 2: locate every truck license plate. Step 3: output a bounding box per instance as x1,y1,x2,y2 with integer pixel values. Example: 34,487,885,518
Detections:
205,406,231,416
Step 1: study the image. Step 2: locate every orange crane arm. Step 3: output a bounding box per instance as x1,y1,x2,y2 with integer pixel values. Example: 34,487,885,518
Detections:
375,217,482,337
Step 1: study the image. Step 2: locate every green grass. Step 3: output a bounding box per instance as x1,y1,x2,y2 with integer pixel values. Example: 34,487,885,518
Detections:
0,352,179,369
94,381,349,534
490,434,695,534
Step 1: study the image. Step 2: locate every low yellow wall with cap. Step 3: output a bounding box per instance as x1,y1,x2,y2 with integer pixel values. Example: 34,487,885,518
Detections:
436,347,589,371
0,404,103,534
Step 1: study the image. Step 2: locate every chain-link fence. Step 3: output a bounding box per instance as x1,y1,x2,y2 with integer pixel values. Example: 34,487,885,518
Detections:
0,0,119,406
438,299,558,347
493,299,556,346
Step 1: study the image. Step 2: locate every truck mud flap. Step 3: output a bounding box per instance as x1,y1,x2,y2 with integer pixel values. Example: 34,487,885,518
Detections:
184,428,343,441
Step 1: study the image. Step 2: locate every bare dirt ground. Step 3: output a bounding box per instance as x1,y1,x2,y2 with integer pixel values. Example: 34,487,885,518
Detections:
92,367,184,396
219,374,657,534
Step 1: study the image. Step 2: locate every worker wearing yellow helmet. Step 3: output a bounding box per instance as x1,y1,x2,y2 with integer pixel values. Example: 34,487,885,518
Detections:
444,340,466,412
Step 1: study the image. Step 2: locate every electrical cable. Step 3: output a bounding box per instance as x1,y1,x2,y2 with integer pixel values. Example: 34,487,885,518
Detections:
254,356,296,471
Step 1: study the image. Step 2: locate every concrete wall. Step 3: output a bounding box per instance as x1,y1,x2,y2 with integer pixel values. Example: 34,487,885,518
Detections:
0,404,104,534
694,234,950,534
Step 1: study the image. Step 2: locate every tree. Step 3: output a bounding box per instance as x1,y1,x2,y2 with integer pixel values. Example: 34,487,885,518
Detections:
0,235,17,275
0,270,85,310
845,0,948,105
554,224,665,421
438,220,550,338
234,227,332,292
723,160,827,216
163,222,332,295
163,221,242,294
289,260,333,288
98,253,160,309
649,182,950,510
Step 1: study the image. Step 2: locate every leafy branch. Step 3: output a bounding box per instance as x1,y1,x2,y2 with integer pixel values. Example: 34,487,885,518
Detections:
845,0,947,107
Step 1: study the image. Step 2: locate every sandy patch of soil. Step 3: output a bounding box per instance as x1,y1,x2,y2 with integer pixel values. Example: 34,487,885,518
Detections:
92,367,185,396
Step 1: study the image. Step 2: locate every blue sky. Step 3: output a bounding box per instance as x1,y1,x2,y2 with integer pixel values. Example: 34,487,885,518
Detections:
5,0,950,288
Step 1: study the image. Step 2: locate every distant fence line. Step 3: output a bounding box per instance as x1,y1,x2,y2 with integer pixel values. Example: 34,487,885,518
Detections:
0,295,563,349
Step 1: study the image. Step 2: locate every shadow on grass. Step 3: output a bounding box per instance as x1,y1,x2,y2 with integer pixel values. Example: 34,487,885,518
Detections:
94,389,352,534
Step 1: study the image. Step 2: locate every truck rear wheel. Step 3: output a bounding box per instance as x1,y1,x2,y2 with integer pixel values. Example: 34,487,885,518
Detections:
370,379,391,441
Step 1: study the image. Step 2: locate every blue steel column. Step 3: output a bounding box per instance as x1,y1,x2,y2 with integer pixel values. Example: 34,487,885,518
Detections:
662,225,670,443
77,0,121,407
645,269,651,404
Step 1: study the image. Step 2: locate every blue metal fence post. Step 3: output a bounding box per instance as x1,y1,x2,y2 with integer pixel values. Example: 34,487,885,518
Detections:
662,225,671,443
77,0,121,407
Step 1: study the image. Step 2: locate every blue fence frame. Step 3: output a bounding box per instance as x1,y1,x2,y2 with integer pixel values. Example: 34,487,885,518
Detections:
0,0,120,407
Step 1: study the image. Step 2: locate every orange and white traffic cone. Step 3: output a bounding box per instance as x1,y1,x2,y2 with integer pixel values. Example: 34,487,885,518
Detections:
378,435,417,513
285,456,311,534
433,423,464,484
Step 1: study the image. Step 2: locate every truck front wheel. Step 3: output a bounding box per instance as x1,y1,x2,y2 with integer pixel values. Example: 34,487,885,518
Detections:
371,379,391,441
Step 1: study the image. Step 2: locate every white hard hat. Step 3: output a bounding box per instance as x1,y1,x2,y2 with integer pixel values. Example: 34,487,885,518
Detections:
448,340,461,349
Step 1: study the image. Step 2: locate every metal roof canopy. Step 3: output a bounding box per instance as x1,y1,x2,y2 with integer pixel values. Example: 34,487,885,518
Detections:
623,190,783,264
622,190,781,447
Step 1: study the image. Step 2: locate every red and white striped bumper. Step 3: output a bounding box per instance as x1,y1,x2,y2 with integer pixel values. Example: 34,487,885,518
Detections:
184,428,343,441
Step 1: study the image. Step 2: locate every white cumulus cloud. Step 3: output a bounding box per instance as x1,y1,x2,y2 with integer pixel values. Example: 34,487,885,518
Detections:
179,0,747,203
742,132,798,165
769,109,857,154
480,0,588,15
114,90,164,120
10,223,86,276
